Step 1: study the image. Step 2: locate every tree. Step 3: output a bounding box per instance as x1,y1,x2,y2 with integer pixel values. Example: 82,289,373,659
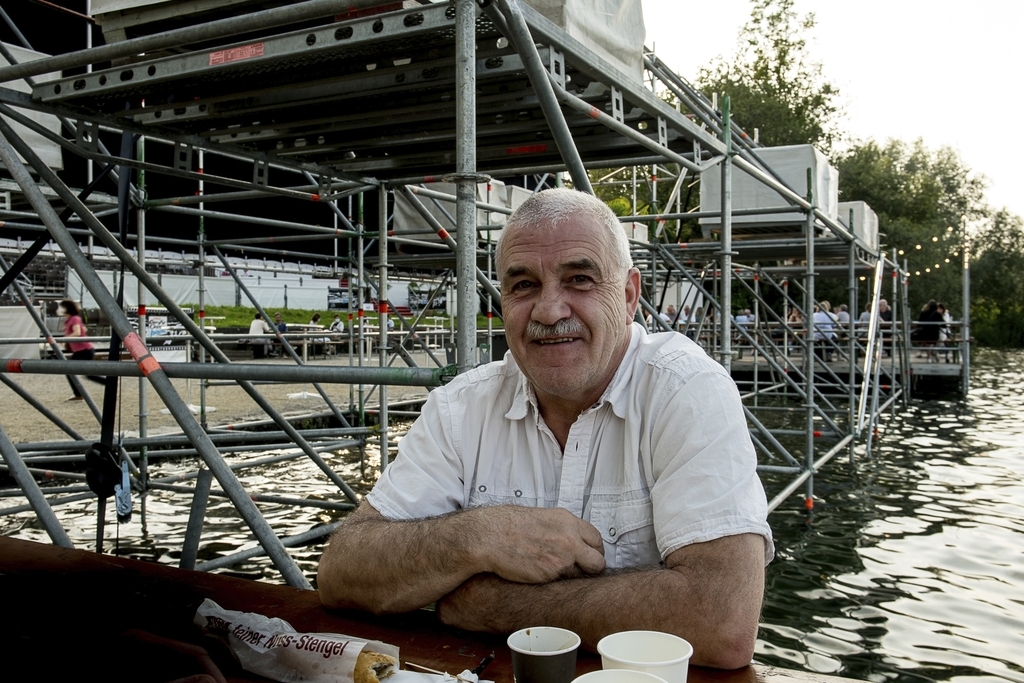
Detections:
588,164,699,243
697,0,841,153
835,139,988,315
971,210,1024,346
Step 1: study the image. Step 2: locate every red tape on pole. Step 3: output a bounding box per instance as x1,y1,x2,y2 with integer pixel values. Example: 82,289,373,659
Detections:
138,355,161,377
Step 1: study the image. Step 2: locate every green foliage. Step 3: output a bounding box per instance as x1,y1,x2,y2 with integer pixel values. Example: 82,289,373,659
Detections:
971,210,1024,346
588,165,701,243
195,305,387,329
697,0,841,153
836,139,1024,347
835,139,986,315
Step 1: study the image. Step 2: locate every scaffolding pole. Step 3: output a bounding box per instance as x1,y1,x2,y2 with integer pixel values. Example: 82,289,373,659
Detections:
0,120,311,588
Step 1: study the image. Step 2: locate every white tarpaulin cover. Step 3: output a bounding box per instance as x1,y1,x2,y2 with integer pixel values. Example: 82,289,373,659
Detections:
393,180,509,241
526,0,646,83
838,201,879,252
0,307,41,360
700,144,839,232
0,44,63,171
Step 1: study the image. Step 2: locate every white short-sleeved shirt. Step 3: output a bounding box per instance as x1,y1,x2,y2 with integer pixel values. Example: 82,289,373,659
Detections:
368,323,774,568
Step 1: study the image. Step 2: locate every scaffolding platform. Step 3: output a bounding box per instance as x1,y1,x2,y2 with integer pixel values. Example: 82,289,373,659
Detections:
28,2,708,182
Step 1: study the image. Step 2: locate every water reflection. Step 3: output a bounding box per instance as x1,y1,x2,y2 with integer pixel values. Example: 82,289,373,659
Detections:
3,351,1024,682
757,349,1024,683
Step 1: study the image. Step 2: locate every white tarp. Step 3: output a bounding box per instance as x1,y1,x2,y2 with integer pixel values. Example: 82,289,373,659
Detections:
0,307,41,360
507,184,534,214
65,270,333,310
0,44,63,171
527,0,646,83
700,144,839,232
393,180,509,241
838,201,879,252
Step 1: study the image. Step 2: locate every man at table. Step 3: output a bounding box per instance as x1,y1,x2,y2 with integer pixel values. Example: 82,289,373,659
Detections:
318,189,773,670
274,312,288,334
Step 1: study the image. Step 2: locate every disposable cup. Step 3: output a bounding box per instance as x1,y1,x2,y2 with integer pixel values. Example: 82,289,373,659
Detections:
572,670,668,683
507,626,581,683
597,631,693,683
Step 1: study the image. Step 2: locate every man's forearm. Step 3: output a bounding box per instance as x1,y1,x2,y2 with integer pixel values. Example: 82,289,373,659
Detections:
317,503,606,614
317,506,488,613
437,568,672,648
437,534,765,670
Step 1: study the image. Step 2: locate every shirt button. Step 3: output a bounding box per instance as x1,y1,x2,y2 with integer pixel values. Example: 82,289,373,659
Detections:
609,527,616,537
514,490,522,497
478,485,487,493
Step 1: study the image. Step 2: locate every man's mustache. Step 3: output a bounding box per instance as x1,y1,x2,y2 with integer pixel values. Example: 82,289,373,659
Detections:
526,319,585,340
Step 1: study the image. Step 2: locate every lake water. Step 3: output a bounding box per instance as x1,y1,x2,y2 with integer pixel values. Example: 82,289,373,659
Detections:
756,348,1024,682
3,349,1023,682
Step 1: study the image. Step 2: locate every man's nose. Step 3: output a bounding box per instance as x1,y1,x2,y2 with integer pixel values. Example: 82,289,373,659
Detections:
531,285,571,325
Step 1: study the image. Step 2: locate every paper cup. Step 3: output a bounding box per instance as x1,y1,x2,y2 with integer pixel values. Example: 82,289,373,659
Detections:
572,670,668,683
597,631,693,683
507,627,581,683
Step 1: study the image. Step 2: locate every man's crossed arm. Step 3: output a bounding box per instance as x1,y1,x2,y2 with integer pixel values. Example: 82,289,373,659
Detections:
317,502,764,670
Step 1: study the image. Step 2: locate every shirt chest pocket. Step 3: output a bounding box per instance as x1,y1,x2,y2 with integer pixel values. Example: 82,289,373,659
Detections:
590,501,659,569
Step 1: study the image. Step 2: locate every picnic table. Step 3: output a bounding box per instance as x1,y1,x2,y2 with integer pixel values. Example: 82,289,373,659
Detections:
0,536,860,683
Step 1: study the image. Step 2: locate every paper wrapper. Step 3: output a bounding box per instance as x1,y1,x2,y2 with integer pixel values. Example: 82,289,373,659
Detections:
195,598,399,683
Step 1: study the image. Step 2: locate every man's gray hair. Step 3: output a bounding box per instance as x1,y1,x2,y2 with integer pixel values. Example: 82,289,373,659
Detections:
496,188,633,273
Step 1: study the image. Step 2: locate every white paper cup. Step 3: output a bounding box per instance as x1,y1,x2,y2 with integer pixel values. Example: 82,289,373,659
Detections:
507,627,581,683
597,631,693,683
572,670,668,683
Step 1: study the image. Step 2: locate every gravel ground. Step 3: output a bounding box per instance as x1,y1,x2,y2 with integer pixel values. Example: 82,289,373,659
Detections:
0,352,435,445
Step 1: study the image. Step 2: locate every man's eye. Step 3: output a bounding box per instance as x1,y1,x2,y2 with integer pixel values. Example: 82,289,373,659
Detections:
569,275,593,285
511,280,534,291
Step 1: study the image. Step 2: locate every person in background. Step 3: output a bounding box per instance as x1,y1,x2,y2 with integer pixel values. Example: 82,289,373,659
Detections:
681,305,695,339
735,309,753,329
916,299,943,362
835,304,851,339
59,299,105,401
857,303,871,334
878,299,893,356
937,302,953,362
786,308,804,353
660,304,677,329
327,313,345,356
271,312,288,356
248,312,274,358
812,302,835,361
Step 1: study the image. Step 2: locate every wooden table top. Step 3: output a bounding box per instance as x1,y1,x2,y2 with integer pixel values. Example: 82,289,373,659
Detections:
0,536,858,683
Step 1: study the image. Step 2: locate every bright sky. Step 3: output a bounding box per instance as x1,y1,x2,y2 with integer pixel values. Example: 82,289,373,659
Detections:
641,0,1024,221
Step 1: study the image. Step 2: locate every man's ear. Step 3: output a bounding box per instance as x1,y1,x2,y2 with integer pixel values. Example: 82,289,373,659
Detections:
624,267,641,322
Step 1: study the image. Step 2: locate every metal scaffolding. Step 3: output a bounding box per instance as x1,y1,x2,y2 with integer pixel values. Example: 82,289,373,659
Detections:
0,0,962,583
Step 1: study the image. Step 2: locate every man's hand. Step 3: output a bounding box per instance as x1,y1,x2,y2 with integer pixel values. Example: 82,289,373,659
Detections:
478,507,605,583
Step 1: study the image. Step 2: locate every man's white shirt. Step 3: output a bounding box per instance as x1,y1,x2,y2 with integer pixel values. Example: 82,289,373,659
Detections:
368,323,774,569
